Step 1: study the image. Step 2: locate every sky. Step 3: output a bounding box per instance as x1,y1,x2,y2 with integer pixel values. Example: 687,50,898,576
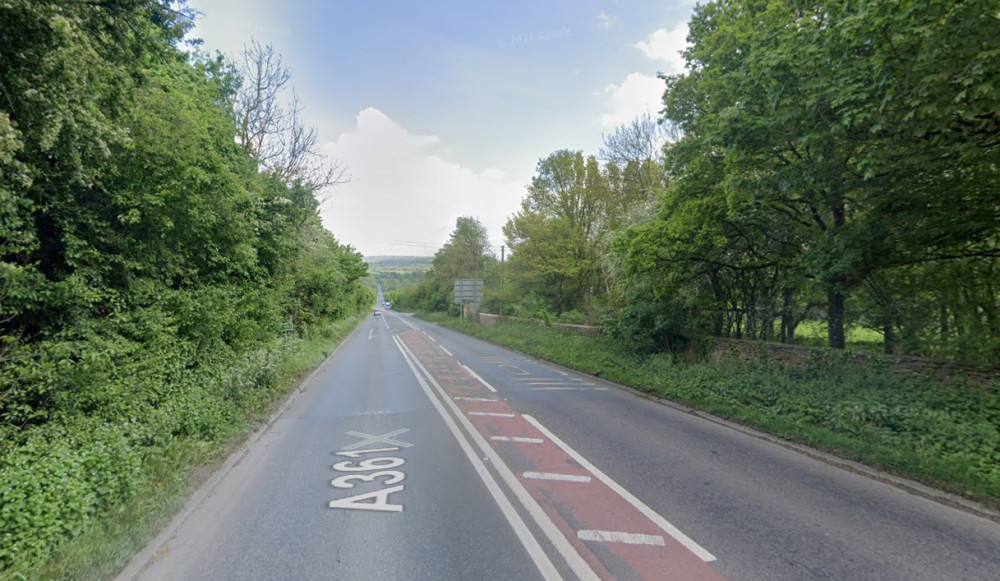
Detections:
185,0,698,257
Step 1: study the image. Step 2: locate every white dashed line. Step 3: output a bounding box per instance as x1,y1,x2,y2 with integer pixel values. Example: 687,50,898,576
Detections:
468,412,516,418
522,414,716,562
454,397,500,402
523,471,592,483
577,530,665,546
491,436,544,444
440,345,453,357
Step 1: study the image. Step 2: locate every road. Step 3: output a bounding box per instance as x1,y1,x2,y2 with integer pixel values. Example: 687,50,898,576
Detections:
116,310,1000,581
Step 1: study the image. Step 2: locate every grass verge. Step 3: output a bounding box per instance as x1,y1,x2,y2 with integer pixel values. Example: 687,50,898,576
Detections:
420,313,1000,508
1,315,362,581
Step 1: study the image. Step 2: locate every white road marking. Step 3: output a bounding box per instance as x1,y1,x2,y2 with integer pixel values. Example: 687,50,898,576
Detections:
499,364,529,375
392,336,566,580
468,412,516,418
342,429,413,450
577,530,666,546
393,312,421,331
335,447,399,458
522,414,717,562
523,471,592,483
491,436,544,444
516,378,594,385
461,364,498,393
454,396,500,402
329,485,404,512
527,387,608,391
440,345,454,357
368,329,375,340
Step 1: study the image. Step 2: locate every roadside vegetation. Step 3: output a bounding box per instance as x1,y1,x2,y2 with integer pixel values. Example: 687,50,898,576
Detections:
421,314,1000,507
0,1,372,576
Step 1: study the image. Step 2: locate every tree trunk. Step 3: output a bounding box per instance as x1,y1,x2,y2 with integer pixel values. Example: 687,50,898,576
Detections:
827,195,847,350
780,288,794,343
710,269,724,336
883,323,896,355
827,290,846,349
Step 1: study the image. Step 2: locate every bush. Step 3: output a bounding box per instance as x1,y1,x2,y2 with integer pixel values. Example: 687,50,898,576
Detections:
0,420,142,568
604,282,691,354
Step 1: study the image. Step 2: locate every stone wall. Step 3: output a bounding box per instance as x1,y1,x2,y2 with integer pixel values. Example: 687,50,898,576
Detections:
476,313,601,335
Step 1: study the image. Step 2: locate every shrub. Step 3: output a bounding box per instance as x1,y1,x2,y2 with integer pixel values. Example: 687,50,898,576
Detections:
0,420,142,568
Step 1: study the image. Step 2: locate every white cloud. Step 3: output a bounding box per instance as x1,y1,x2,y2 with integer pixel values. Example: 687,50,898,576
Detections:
598,72,664,128
597,11,616,29
319,108,525,257
480,168,507,181
633,21,689,74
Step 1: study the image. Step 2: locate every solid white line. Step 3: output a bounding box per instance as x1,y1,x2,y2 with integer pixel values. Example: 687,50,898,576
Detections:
461,364,498,393
523,471,592,483
397,340,598,581
522,414,717,562
468,412,516,418
440,345,454,357
577,530,665,546
454,397,500,402
491,436,544,444
392,337,563,580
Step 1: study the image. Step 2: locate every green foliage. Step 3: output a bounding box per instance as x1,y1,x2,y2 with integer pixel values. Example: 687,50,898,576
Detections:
504,151,607,315
616,0,1000,359
603,278,691,354
0,419,142,568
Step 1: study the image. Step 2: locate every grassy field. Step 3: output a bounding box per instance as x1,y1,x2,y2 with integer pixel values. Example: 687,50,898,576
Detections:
419,313,1000,508
1,316,364,581
795,320,884,351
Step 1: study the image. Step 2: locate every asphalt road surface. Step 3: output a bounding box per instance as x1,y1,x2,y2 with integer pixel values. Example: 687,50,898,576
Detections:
116,310,1000,581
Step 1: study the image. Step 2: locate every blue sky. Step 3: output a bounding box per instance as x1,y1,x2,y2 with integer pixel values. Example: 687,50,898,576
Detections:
186,0,698,256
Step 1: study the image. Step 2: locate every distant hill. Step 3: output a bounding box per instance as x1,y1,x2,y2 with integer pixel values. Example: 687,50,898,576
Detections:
363,256,432,292
366,255,434,268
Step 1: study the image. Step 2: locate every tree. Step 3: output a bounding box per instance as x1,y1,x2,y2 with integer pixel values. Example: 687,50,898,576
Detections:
233,40,347,196
504,151,608,314
411,217,493,312
599,112,676,200
656,0,1000,349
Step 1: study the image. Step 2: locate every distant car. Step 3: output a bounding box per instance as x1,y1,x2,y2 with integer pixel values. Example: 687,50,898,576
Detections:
373,308,381,316
384,302,392,310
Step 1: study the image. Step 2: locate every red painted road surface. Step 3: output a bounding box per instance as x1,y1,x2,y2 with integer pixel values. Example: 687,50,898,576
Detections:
400,330,728,581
